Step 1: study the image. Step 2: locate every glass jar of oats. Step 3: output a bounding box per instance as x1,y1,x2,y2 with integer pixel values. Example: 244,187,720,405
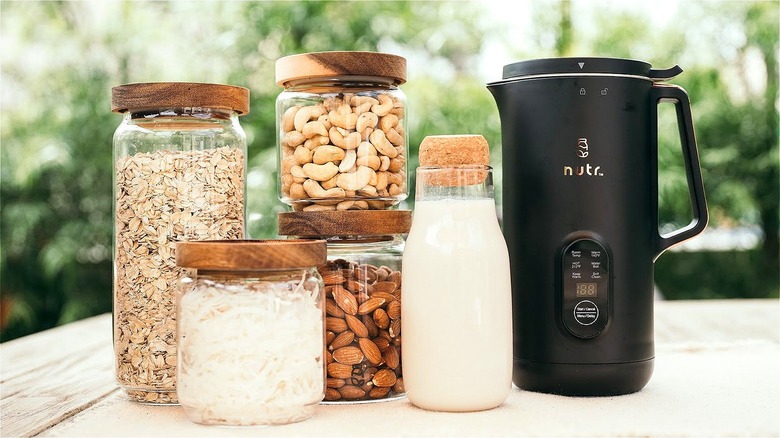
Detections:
278,210,411,403
111,82,249,404
275,51,408,212
175,240,327,426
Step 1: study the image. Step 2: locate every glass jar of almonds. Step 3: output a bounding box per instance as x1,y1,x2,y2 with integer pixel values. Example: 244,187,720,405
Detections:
278,210,411,403
275,51,408,212
111,82,249,404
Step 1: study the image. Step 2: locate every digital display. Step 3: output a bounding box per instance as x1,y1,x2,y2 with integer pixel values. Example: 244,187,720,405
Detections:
576,283,597,297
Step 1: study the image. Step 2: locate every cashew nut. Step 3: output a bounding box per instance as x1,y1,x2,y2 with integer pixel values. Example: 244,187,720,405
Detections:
379,155,391,171
294,146,312,165
303,203,337,212
294,106,325,132
303,121,328,138
289,183,306,199
303,179,346,198
388,157,404,173
371,94,393,116
369,129,398,158
283,130,306,148
281,155,297,174
329,127,361,150
338,149,357,173
317,114,332,130
375,171,389,191
388,183,402,196
358,185,378,196
336,200,355,211
290,165,307,180
385,127,404,146
303,162,339,181
357,141,377,158
329,111,358,130
336,165,373,191
304,135,330,150
356,155,381,171
282,106,300,133
356,112,379,133
378,114,398,132
321,175,339,190
353,200,369,210
313,145,346,165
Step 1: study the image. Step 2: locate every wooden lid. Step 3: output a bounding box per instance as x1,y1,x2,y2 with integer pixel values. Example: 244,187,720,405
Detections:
111,82,250,115
278,210,412,237
276,51,407,87
176,239,326,270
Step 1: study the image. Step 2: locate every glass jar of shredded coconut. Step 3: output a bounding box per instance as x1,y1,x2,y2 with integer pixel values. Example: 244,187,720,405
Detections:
175,239,327,426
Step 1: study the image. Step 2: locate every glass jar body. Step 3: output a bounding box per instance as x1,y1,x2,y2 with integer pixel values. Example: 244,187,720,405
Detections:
277,79,408,211
402,166,513,412
318,236,405,403
112,108,247,404
177,268,325,426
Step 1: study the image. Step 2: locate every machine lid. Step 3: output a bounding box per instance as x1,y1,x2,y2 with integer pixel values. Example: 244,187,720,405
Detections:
498,57,682,82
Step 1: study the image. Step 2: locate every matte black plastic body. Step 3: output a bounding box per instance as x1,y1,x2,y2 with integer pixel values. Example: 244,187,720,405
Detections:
488,58,708,396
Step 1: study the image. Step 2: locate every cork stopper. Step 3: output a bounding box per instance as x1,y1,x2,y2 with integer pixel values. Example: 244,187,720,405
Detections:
417,135,490,186
111,82,250,115
276,51,407,87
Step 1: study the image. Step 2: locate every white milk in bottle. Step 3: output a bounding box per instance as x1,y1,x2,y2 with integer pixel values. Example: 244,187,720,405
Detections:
401,135,512,412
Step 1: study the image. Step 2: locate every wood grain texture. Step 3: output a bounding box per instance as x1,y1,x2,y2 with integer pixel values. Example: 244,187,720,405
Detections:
0,314,117,437
111,82,250,114
175,239,327,270
278,210,412,237
275,51,406,86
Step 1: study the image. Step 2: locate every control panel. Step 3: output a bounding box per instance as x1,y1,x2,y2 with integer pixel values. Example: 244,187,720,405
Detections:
561,238,610,338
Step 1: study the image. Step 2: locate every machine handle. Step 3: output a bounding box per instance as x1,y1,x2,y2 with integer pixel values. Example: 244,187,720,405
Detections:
652,84,709,259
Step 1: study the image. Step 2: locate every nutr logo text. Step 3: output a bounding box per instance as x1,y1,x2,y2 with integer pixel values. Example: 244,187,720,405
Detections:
563,138,604,177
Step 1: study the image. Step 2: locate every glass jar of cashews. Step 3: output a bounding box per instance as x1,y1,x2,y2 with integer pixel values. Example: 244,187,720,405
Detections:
275,51,408,212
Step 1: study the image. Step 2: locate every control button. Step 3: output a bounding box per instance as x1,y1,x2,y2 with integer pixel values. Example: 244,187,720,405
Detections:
571,261,581,269
591,251,601,258
591,261,601,269
574,300,599,326
591,271,602,279
571,250,582,258
572,272,582,279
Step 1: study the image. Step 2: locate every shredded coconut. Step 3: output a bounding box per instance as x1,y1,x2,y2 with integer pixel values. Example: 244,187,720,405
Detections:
177,274,324,425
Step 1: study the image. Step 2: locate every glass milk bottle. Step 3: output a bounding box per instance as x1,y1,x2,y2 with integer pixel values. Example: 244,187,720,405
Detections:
401,135,512,411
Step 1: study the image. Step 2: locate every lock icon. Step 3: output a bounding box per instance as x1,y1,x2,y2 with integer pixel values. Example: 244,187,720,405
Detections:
579,88,586,96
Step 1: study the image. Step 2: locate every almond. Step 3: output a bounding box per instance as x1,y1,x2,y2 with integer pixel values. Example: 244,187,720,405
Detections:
327,362,354,379
333,346,364,365
358,297,386,315
358,337,383,366
387,271,402,287
331,285,358,315
369,291,397,302
369,386,391,398
326,316,348,333
393,377,405,393
322,271,346,285
325,330,336,345
386,300,401,320
330,331,355,350
372,281,397,294
325,388,342,401
345,314,369,338
325,350,333,364
343,279,365,294
355,264,378,283
389,318,401,337
383,345,400,369
373,336,391,350
362,314,380,338
372,368,397,388
327,378,346,389
326,298,345,318
373,308,390,329
338,385,366,399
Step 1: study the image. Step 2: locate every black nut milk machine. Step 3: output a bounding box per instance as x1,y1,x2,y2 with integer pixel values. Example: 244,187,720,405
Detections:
488,57,708,395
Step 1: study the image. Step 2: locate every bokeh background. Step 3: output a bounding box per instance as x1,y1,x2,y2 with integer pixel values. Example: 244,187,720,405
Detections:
1,0,778,341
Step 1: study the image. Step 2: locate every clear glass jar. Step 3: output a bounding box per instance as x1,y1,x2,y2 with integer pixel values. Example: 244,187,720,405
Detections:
275,51,408,211
278,210,411,402
111,82,249,404
175,239,327,426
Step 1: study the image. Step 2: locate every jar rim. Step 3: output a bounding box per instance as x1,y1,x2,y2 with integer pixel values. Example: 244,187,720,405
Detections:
111,82,250,115
175,239,326,270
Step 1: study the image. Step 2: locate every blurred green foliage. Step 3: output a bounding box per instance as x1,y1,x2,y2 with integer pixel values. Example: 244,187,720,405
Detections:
1,0,777,341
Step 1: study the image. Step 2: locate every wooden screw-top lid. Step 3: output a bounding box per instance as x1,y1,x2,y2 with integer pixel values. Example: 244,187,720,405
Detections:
278,210,412,238
276,51,407,87
176,239,326,270
111,82,250,115
417,135,491,186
